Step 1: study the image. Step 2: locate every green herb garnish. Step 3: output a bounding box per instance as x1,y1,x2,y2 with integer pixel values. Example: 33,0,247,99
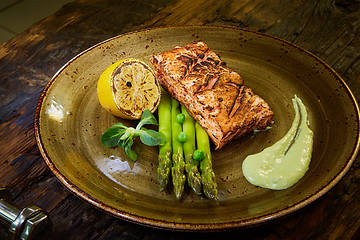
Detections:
101,110,165,161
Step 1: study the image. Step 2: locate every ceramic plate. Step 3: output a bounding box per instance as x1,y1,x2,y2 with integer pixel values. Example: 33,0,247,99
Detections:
35,26,360,231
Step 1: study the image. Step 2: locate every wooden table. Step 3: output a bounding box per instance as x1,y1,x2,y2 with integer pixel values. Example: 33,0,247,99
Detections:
1,0,359,239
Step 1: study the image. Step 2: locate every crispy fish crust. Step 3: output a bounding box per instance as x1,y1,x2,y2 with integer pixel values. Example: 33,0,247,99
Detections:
151,41,274,149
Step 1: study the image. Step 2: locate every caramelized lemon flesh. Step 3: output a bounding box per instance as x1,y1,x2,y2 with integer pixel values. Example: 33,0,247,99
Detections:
97,58,160,119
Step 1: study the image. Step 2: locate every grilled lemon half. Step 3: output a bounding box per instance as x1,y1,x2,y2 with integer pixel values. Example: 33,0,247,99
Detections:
97,58,161,119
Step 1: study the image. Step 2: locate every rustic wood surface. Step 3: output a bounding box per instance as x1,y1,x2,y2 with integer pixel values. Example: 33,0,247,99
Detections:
0,0,359,239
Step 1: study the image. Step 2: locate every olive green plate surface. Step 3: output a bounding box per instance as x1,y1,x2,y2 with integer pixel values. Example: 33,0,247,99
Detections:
35,26,360,231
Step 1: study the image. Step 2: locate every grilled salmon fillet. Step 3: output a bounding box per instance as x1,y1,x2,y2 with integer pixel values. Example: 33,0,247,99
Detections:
151,41,274,149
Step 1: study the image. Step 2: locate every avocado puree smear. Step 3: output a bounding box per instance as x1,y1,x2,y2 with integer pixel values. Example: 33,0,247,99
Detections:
242,96,313,190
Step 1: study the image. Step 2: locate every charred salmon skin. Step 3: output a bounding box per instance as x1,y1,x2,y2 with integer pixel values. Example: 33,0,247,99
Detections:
151,41,274,149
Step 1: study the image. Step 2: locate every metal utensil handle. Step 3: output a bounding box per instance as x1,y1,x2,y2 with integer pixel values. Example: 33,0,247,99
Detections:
0,200,20,226
0,188,50,240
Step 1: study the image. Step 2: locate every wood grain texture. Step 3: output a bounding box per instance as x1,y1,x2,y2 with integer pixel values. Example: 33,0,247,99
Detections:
0,0,359,239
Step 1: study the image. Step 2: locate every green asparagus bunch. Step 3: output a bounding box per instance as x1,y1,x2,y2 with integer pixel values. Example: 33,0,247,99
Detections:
196,122,219,200
171,98,186,199
157,89,172,191
157,92,218,200
181,105,202,195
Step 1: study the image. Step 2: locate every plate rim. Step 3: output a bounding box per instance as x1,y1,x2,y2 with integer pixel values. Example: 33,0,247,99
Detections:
34,25,360,231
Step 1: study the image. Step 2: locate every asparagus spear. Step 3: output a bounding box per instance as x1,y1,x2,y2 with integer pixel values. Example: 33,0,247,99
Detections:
171,99,186,199
181,105,202,195
157,89,172,191
195,122,218,200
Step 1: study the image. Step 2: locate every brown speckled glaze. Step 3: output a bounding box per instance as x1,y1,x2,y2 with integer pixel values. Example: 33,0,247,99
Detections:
34,26,360,231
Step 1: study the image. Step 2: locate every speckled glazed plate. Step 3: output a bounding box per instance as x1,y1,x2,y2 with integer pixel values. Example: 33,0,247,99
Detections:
35,26,360,231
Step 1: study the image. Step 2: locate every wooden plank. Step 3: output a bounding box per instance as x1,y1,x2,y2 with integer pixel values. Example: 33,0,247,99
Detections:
0,0,359,239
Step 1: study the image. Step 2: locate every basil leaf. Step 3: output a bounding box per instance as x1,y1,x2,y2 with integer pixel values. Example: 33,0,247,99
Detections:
120,127,136,141
118,139,126,147
101,110,164,162
101,127,126,147
138,129,165,146
136,110,158,130
111,122,128,129
124,138,137,161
